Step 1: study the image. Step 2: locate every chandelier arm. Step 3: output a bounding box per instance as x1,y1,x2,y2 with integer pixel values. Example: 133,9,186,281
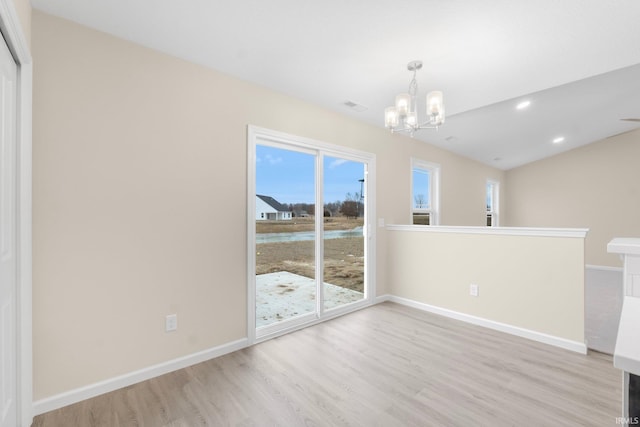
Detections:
393,124,441,133
417,124,441,130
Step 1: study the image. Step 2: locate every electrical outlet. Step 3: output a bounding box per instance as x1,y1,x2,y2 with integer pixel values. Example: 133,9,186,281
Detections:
165,314,177,332
470,284,479,297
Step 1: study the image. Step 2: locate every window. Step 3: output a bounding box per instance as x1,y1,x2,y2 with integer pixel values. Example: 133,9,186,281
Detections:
486,180,499,226
411,159,440,225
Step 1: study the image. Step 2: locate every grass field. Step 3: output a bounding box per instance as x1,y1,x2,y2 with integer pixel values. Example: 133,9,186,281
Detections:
255,216,363,233
256,217,364,292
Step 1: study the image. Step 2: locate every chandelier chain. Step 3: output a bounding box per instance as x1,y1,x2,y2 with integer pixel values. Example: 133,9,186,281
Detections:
409,69,418,98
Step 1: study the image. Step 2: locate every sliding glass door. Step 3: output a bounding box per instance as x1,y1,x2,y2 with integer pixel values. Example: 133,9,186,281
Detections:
254,144,317,329
249,127,374,341
322,155,366,311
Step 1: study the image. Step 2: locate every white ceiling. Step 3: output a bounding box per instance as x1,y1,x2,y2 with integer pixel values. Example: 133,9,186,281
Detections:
31,0,640,170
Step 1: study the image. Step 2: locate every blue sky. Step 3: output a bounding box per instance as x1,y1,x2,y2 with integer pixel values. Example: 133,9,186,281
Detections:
256,145,365,205
412,169,431,209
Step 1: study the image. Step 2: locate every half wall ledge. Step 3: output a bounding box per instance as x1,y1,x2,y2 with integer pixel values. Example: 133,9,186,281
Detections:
386,224,589,238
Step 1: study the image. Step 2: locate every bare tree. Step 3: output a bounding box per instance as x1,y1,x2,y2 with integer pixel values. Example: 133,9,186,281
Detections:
345,192,361,202
324,201,341,217
340,200,359,218
414,194,427,209
340,192,362,218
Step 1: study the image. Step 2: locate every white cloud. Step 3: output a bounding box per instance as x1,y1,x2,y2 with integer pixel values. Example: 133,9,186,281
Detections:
265,154,283,165
329,158,348,169
257,154,283,165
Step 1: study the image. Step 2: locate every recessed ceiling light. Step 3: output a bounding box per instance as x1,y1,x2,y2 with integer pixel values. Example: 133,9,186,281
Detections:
516,100,531,110
552,136,565,144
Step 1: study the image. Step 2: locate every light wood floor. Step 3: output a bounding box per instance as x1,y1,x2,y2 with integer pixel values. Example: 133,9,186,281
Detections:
33,302,621,426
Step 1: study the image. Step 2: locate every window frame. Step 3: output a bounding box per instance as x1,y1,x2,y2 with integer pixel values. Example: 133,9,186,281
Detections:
410,158,440,225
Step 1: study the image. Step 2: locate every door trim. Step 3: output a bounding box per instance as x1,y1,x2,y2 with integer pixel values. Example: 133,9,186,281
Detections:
247,125,376,345
0,1,32,426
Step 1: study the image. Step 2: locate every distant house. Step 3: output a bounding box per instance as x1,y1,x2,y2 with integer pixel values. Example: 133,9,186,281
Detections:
256,195,292,221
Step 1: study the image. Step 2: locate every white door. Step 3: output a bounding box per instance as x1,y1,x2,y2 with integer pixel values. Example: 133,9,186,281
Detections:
0,32,17,427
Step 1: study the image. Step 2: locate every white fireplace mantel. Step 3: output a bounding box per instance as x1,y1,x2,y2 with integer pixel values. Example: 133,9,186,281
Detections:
607,238,640,423
608,238,640,374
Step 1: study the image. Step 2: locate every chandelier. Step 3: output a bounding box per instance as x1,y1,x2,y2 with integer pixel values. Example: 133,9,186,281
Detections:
384,60,445,135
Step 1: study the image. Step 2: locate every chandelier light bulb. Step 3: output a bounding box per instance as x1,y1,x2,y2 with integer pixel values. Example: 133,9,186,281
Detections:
405,112,417,127
384,107,399,129
427,91,444,116
395,93,411,117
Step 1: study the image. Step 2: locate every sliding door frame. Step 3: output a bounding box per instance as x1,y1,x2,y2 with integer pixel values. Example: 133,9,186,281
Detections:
247,125,376,344
0,1,32,425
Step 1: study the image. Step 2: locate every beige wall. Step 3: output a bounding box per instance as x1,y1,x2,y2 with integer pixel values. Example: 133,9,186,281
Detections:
11,0,31,47
32,11,504,400
505,129,640,267
387,228,585,343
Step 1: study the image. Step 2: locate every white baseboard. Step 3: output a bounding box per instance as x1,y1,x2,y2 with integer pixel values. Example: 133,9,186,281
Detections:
33,338,249,416
385,295,587,354
34,292,588,415
586,264,623,272
374,294,391,304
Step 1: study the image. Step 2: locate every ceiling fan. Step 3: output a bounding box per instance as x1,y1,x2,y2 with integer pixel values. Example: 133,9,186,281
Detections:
620,118,640,122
